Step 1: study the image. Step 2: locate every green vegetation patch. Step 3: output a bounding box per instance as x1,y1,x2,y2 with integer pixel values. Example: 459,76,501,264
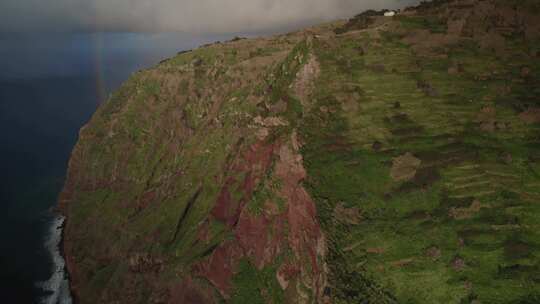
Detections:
396,15,448,34
230,259,285,304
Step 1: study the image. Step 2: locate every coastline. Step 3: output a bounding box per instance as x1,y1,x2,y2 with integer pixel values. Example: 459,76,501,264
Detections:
59,216,79,304
38,213,73,304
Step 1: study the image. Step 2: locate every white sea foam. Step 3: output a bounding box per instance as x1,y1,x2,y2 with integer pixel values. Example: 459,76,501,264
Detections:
37,215,73,304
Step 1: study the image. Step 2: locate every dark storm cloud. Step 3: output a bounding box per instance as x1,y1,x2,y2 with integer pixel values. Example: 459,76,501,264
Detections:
0,0,420,34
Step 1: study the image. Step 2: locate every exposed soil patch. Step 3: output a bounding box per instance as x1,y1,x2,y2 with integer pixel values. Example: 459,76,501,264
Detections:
390,153,422,182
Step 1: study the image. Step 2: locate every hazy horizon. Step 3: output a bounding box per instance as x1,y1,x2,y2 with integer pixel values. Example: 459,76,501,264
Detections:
1,0,419,34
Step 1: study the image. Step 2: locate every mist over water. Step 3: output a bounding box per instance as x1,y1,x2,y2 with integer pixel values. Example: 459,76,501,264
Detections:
0,31,237,303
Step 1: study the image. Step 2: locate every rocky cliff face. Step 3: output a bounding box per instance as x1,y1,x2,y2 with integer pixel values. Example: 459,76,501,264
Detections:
60,1,540,303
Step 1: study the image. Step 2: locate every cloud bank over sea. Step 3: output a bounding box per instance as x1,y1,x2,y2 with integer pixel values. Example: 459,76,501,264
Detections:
1,0,419,34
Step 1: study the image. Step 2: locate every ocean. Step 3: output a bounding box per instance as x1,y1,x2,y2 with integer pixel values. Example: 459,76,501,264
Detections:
0,32,236,303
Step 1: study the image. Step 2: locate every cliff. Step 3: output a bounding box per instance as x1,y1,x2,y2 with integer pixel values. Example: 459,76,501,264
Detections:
60,0,540,303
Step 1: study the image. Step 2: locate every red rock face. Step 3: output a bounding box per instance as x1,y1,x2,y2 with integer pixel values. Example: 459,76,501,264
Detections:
287,187,321,263
235,206,286,269
196,135,327,301
193,240,244,297
274,139,327,299
195,207,288,298
197,141,280,298
211,142,276,226
168,277,215,304
277,262,300,289
211,180,236,226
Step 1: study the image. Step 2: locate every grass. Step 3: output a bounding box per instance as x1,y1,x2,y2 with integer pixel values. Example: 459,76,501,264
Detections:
230,259,285,304
396,15,448,34
298,15,540,303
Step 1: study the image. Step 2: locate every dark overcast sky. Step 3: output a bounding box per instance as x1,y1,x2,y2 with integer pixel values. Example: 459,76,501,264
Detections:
0,0,420,34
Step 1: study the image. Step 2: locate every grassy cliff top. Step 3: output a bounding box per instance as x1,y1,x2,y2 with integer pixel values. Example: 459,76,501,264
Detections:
61,1,540,303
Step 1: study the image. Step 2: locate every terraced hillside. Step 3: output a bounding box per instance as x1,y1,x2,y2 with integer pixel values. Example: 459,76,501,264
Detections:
60,0,540,303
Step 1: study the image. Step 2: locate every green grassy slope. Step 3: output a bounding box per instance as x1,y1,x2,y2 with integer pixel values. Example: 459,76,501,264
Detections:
300,3,540,303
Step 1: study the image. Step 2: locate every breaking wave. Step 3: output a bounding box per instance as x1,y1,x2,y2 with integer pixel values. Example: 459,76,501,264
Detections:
37,215,73,304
